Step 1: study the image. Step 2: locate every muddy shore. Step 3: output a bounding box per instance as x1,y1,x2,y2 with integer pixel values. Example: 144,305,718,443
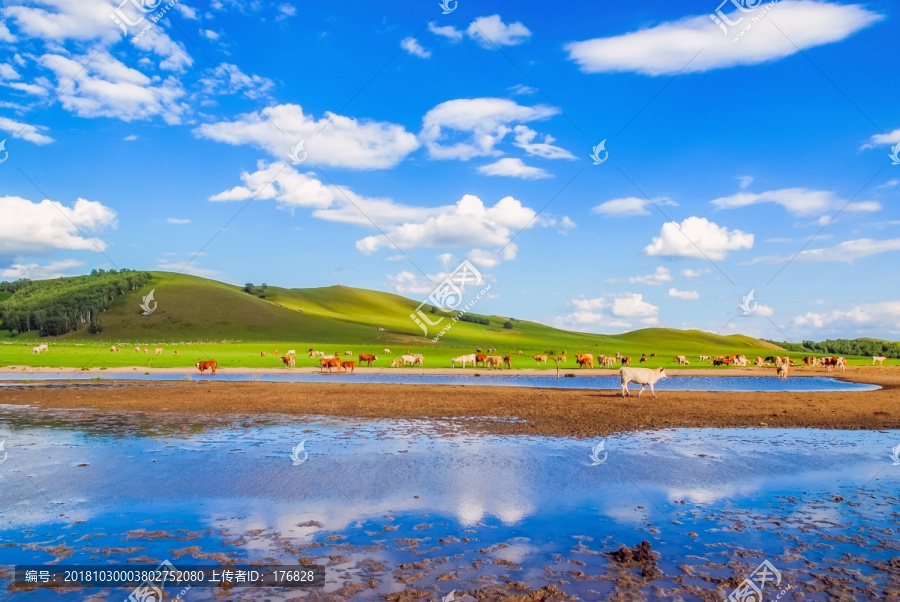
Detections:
1,366,897,437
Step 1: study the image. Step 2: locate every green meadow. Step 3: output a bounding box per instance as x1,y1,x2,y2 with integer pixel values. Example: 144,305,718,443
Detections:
0,271,894,370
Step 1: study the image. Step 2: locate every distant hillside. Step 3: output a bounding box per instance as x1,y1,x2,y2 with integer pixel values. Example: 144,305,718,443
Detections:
0,271,789,357
766,337,900,359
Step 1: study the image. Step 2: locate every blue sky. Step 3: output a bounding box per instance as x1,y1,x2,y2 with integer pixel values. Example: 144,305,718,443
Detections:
1,0,898,340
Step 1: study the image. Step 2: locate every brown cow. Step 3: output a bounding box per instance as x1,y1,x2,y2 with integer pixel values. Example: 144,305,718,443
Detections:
260,351,266,357
503,355,512,369
281,356,296,368
341,360,355,373
532,354,548,365
576,354,594,369
174,350,179,355
358,353,377,366
485,355,503,369
556,355,566,363
475,353,488,367
621,356,632,366
320,357,341,373
196,360,217,374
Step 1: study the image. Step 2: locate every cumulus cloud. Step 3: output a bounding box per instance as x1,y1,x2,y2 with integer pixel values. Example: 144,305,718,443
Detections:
420,97,558,160
682,268,710,279
711,187,880,216
212,163,544,262
466,14,531,48
195,103,419,169
628,266,672,285
167,218,190,224
477,158,552,180
39,51,188,124
467,244,517,269
401,37,431,58
355,194,538,255
0,195,117,255
428,21,463,41
667,288,699,300
592,196,676,217
865,128,900,148
553,293,659,333
565,1,882,76
793,299,900,336
644,217,754,260
0,258,83,280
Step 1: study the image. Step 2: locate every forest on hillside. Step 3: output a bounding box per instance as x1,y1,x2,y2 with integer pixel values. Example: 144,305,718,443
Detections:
0,269,150,336
766,338,900,358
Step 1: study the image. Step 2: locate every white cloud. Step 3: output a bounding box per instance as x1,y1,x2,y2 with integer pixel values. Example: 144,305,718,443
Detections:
512,125,575,160
195,103,419,169
277,4,296,19
711,187,880,216
123,134,137,141
0,258,83,280
167,218,190,224
199,63,275,100
667,288,700,300
793,300,900,335
565,1,882,76
210,161,334,208
427,21,463,41
0,116,53,144
508,84,537,95
212,163,547,260
477,157,552,180
467,244,517,269
0,63,18,79
202,29,220,41
4,0,119,43
437,253,455,268
467,14,531,48
39,51,187,124
355,194,539,255
420,97,558,160
401,37,431,58
644,217,754,260
612,293,658,320
592,196,676,217
866,128,900,147
681,268,710,279
738,175,754,189
132,26,192,72
0,195,117,255
765,238,900,264
629,266,672,285
0,21,15,42
175,4,198,19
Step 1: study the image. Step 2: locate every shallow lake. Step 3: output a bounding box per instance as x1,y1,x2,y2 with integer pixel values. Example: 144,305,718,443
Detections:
0,372,880,392
0,406,898,600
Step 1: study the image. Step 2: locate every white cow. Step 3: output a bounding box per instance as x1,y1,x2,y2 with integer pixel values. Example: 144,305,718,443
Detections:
32,346,42,355
286,350,296,356
873,356,887,366
401,354,418,366
676,355,689,366
384,348,391,354
344,351,353,355
451,354,477,368
620,367,667,398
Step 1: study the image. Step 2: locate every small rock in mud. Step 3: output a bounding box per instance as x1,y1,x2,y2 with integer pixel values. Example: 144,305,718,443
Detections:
610,540,656,563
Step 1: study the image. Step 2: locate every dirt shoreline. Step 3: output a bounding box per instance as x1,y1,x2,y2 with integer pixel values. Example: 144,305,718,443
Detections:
1,366,897,437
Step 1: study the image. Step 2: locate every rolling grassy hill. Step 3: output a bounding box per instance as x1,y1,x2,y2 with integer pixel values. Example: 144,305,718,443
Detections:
0,270,842,370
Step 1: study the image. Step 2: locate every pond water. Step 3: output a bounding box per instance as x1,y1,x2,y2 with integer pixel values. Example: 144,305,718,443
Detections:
0,406,898,600
0,372,880,392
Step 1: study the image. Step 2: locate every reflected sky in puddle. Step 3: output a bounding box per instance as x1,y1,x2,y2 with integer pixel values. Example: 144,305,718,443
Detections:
0,372,880,392
0,406,898,600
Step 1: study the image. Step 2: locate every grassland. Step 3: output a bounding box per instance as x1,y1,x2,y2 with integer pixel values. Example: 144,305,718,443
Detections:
0,271,894,370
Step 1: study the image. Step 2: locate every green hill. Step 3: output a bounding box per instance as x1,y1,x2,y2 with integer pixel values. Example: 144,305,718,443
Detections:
0,271,803,367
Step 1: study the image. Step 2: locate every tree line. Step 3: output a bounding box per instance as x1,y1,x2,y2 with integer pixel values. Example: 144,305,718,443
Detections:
0,269,151,336
766,338,900,358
